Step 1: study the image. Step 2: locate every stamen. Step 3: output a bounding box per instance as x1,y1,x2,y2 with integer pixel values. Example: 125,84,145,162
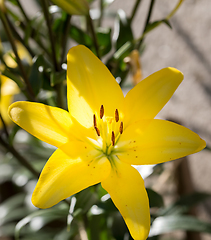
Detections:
111,131,115,146
95,126,100,136
119,121,123,134
93,114,97,127
115,109,119,122
100,105,104,119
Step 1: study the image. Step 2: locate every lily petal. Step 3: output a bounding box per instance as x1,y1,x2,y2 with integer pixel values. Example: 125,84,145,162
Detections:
116,119,206,165
67,45,124,128
123,68,183,128
102,158,150,240
9,101,75,147
32,141,111,208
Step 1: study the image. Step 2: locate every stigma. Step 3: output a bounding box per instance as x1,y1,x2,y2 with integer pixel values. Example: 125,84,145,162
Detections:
93,105,123,154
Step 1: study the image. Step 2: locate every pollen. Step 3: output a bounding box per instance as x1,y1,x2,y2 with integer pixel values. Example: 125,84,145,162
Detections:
115,109,119,122
111,131,115,146
100,105,104,119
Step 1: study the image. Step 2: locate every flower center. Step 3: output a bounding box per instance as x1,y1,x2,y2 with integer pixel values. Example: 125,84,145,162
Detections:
93,105,123,157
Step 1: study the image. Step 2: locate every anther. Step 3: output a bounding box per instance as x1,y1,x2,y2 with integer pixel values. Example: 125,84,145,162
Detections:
119,121,123,134
100,105,104,119
115,109,119,122
95,126,100,136
93,114,97,127
111,131,115,146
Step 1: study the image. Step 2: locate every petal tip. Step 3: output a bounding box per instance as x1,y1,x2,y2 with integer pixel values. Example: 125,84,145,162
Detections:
8,101,23,122
166,67,184,82
67,45,88,60
198,138,206,152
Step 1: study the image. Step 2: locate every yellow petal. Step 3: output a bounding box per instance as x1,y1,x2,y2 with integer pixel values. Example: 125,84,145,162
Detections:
102,158,150,240
8,101,75,147
0,95,13,127
0,75,19,128
1,75,19,96
116,119,206,165
123,68,183,128
67,45,124,128
32,141,111,208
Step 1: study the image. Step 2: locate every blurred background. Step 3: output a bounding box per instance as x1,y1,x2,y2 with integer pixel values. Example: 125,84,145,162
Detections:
0,0,211,239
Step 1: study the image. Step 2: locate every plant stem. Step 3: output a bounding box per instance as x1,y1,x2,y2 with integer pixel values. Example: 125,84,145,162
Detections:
166,0,184,20
136,0,156,49
6,15,35,57
130,0,143,23
0,114,9,139
55,81,66,109
16,0,29,23
0,135,40,178
60,14,71,65
0,10,36,101
41,0,60,71
87,13,100,59
18,21,51,59
98,0,104,27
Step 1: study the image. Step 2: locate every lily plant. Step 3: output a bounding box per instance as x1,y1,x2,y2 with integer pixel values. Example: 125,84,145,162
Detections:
9,45,205,240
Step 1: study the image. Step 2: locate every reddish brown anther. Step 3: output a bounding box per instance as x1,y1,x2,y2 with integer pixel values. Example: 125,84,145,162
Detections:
93,114,97,127
119,121,123,134
100,105,104,119
115,109,119,122
111,131,115,146
95,126,100,136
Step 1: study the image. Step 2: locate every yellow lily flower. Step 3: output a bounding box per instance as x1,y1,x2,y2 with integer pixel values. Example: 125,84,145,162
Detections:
8,45,205,240
0,75,19,128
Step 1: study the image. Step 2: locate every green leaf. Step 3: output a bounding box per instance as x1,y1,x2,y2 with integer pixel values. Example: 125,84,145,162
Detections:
15,204,68,239
50,0,89,16
7,0,18,6
2,69,25,88
146,188,164,208
75,187,98,214
159,192,211,216
97,28,112,56
29,56,44,96
69,25,93,47
145,19,172,35
50,70,66,87
114,9,134,50
149,215,211,237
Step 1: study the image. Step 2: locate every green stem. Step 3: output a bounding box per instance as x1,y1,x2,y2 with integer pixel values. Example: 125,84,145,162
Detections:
6,6,51,59
41,0,60,71
19,21,51,59
87,13,100,59
0,135,40,178
98,0,104,27
136,0,156,49
166,0,184,20
60,14,71,65
130,0,143,23
6,15,35,57
0,114,9,139
16,0,29,23
0,10,36,101
55,82,66,109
